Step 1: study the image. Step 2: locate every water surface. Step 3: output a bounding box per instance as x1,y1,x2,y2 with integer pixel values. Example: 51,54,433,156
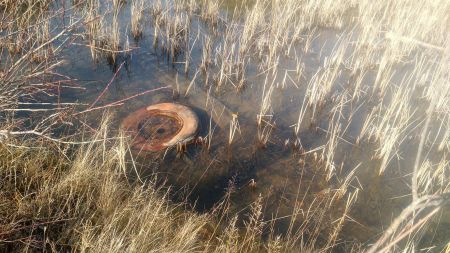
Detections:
37,0,450,250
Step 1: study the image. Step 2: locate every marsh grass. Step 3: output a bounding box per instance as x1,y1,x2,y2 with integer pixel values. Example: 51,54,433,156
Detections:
1,0,449,252
0,125,365,253
130,0,145,40
228,112,240,146
0,124,208,252
107,2,121,63
85,0,102,63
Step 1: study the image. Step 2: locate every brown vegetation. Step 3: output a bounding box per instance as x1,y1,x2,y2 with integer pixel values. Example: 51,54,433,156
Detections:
1,0,449,252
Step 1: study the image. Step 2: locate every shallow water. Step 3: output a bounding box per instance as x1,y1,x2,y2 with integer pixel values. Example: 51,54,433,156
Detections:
27,0,449,250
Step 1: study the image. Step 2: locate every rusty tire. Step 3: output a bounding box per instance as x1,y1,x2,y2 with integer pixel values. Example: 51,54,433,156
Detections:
121,103,199,151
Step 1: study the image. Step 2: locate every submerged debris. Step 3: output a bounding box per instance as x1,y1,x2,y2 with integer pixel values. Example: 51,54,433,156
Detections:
121,103,199,151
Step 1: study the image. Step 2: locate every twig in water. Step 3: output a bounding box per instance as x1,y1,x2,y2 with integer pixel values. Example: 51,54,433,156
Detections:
75,86,170,116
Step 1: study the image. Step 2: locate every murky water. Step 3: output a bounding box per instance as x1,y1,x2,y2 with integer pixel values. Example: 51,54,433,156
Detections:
27,0,449,250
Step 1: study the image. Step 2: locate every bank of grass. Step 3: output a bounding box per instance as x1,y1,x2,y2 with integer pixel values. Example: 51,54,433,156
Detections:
0,125,318,253
0,133,202,252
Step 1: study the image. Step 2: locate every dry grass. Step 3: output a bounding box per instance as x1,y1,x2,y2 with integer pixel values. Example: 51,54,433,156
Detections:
186,0,449,250
228,113,240,146
1,0,449,252
0,124,363,253
130,0,145,39
84,0,102,63
0,123,208,252
0,0,80,138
